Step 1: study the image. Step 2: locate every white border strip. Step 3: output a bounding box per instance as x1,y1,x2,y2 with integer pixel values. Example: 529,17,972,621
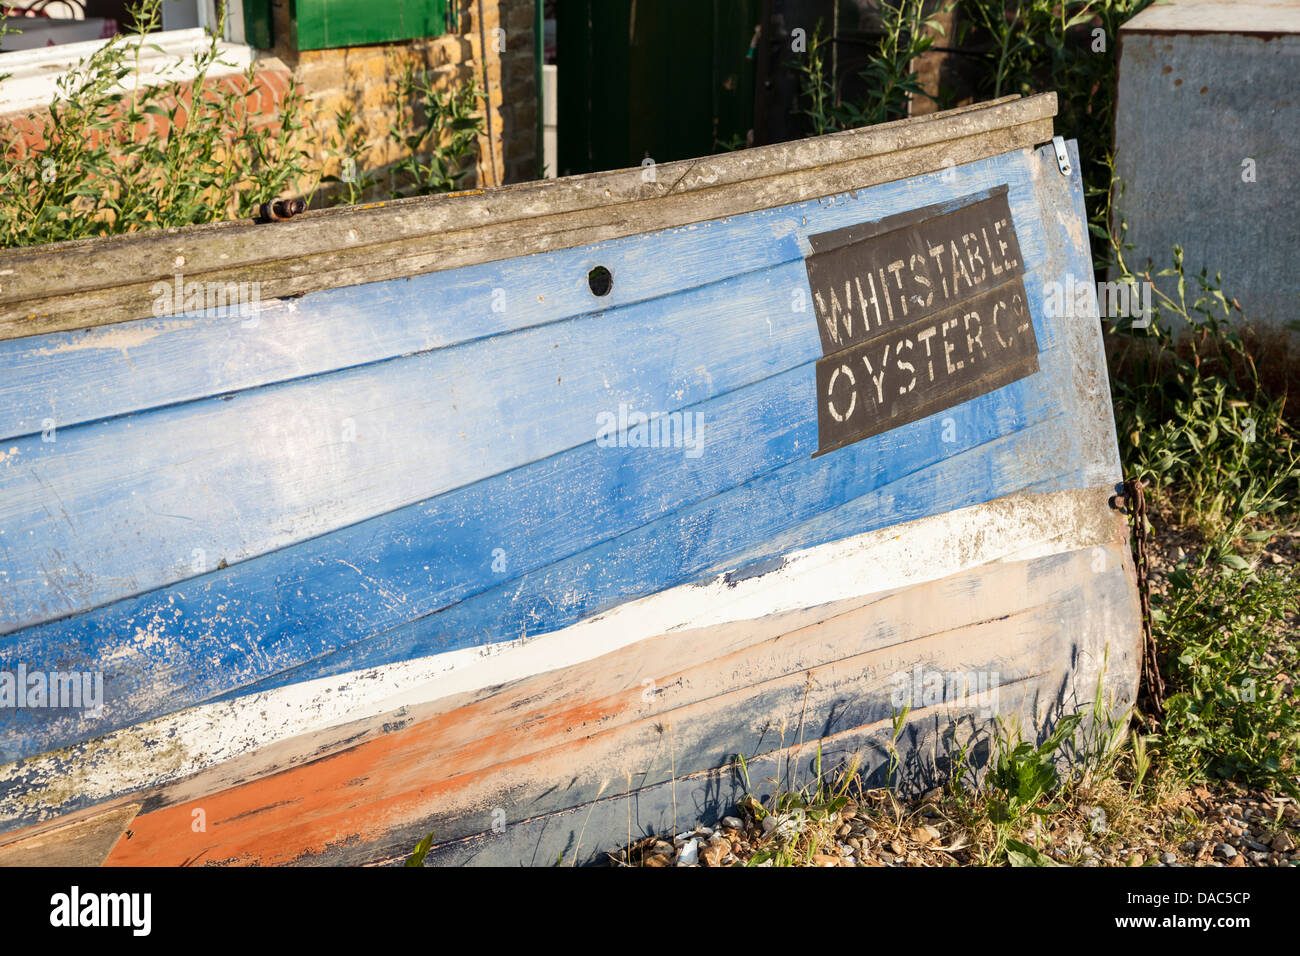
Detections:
0,28,254,117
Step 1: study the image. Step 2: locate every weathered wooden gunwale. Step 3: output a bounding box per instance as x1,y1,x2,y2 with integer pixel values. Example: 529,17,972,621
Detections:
0,94,1055,339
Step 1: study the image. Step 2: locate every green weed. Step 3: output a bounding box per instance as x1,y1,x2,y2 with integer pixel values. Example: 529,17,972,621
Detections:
797,3,952,135
0,0,311,247
404,830,435,867
385,62,485,196
1156,550,1300,795
736,746,860,867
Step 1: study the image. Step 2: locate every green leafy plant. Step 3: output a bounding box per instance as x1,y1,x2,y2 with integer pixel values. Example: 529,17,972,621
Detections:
797,24,840,137
735,747,860,867
975,714,1083,863
1100,217,1299,796
404,829,436,867
988,714,1082,813
846,0,951,127
959,0,1155,255
0,0,311,247
797,3,952,136
1107,241,1298,535
386,62,485,196
319,102,381,206
1004,836,1061,867
1154,499,1300,795
804,1,1154,260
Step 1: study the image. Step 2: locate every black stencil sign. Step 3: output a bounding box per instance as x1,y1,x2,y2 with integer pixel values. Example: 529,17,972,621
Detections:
805,187,1039,455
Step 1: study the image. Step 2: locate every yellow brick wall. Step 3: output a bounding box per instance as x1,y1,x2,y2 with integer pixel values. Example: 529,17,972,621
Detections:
269,0,536,199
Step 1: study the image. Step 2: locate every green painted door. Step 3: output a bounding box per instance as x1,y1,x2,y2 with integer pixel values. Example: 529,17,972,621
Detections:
557,0,761,175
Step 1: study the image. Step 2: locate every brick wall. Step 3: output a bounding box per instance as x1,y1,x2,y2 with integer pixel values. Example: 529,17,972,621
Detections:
3,0,537,202
277,0,537,195
3,66,293,160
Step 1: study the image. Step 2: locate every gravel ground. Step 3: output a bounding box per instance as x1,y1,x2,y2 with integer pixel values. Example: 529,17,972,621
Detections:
1144,510,1300,605
615,782,1300,868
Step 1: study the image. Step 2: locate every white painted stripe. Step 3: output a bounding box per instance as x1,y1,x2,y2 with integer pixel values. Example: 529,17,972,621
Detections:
0,486,1112,825
0,30,254,117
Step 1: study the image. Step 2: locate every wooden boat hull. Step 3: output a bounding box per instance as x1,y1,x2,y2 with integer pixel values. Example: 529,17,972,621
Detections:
0,94,1141,865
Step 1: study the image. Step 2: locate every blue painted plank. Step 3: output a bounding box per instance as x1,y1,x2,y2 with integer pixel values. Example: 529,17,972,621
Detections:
0,262,813,630
1,367,1067,759
0,158,1038,442
0,172,1061,632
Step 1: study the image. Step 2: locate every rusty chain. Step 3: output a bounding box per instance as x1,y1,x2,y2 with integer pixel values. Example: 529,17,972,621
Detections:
1110,478,1164,722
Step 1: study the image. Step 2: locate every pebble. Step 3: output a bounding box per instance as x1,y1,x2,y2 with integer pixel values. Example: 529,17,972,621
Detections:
775,811,806,839
676,838,699,866
1160,851,1177,864
911,825,940,845
720,816,743,831
1214,843,1238,860
1083,806,1108,834
700,841,728,867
